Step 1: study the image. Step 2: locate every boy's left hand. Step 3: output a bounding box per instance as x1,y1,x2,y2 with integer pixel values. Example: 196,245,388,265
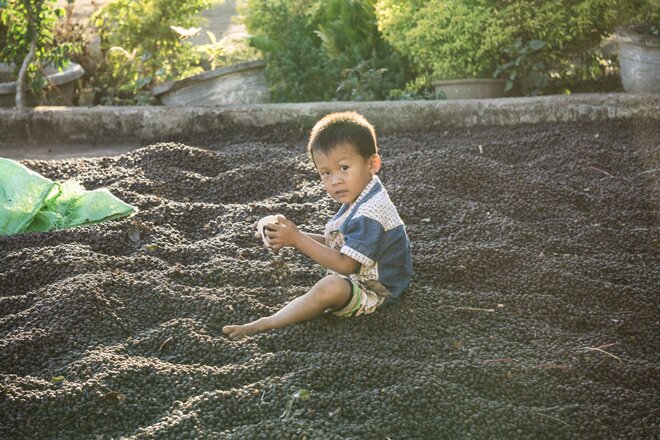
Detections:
265,215,301,251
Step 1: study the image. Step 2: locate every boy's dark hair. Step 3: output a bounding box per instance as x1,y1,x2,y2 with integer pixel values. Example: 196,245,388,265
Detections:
307,111,378,163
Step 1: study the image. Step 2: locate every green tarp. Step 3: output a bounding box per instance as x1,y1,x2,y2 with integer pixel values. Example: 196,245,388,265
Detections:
0,158,136,236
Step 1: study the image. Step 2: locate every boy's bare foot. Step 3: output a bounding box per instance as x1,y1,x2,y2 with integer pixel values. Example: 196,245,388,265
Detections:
222,323,259,340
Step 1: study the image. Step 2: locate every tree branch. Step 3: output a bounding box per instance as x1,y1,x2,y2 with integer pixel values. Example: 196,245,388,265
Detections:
16,34,37,108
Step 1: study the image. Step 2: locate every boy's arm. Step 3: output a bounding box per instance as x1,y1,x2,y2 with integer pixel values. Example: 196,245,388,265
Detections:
267,217,359,275
303,232,325,245
293,233,360,275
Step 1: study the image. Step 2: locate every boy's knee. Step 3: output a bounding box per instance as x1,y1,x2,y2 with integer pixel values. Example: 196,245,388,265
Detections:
315,275,351,304
318,274,350,291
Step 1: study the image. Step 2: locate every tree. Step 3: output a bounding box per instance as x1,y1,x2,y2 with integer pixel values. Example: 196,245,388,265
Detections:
0,0,74,106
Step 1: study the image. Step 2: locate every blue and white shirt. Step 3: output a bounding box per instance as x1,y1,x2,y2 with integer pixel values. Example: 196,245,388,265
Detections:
324,175,413,298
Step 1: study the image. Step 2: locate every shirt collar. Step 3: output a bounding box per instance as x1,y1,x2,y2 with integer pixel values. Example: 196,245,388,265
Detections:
349,175,381,209
333,175,382,224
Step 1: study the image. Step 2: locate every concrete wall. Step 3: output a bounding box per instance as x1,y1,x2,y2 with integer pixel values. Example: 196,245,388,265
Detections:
0,93,658,145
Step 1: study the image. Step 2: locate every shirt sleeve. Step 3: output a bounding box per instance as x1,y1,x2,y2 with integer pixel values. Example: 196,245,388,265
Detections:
340,215,384,266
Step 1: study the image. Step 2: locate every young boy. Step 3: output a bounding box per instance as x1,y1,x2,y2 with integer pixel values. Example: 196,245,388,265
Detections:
223,111,412,339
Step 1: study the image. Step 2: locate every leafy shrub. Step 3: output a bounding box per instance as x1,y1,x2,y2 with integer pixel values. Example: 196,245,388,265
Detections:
0,0,79,104
375,0,654,95
194,31,260,71
617,0,660,30
376,0,505,81
315,0,413,100
241,0,339,102
615,1,660,48
491,0,632,95
92,0,211,105
494,38,547,95
241,0,416,102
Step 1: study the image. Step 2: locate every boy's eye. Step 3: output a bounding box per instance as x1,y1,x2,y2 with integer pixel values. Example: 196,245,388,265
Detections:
340,165,349,171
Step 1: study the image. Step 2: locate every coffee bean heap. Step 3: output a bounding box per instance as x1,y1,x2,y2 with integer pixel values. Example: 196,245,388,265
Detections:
1,118,658,439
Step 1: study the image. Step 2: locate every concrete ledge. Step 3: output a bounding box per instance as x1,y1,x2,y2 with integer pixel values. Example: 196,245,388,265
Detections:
0,93,658,145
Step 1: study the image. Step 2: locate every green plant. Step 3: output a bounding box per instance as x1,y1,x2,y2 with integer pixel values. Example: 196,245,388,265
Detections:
196,31,226,71
196,32,262,71
546,51,622,95
616,1,660,43
315,0,413,100
241,0,338,102
221,37,262,66
376,0,506,81
335,59,386,101
617,0,660,30
0,0,79,106
491,0,631,95
387,73,436,100
494,38,546,96
92,0,211,105
376,0,652,96
242,0,414,102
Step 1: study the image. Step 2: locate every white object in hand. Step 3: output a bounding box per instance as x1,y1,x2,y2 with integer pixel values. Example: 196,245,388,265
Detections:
256,215,281,247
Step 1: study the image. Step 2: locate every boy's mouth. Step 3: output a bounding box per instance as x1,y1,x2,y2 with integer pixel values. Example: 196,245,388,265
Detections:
335,190,348,198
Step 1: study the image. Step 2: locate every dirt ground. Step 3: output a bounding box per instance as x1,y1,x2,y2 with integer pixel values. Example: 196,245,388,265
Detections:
1,118,658,439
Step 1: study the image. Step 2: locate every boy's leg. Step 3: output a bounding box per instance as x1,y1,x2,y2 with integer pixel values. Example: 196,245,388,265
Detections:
223,275,351,339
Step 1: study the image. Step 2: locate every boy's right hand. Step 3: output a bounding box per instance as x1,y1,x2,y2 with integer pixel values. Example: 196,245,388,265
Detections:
256,214,281,247
265,215,302,252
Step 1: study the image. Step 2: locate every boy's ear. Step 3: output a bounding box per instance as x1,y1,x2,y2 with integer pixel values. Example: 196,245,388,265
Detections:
369,154,382,173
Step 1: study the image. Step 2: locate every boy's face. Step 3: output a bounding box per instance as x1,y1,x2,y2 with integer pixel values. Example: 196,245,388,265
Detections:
312,143,381,205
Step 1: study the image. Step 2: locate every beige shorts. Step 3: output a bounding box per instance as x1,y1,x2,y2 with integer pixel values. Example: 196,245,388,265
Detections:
331,277,388,318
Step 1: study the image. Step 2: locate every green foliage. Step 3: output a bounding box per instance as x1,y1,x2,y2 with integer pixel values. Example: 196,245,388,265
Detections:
335,59,387,101
617,1,660,40
222,38,262,66
241,0,338,102
618,0,660,28
196,31,262,71
92,0,211,105
387,73,436,100
316,0,378,67
0,0,79,99
195,31,225,72
376,0,656,96
490,0,628,95
494,38,546,96
546,52,622,95
375,0,506,80
315,0,413,100
242,0,415,102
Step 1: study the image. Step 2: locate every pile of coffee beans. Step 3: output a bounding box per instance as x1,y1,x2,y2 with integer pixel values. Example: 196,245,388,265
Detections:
1,118,657,439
